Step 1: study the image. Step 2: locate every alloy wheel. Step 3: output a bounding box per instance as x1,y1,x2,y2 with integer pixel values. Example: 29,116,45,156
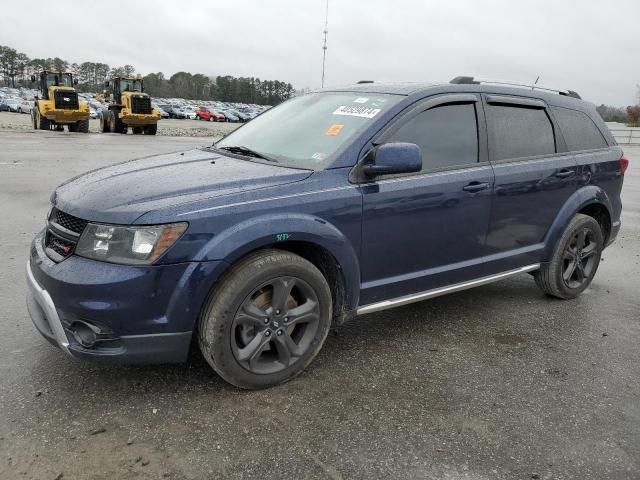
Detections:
562,227,598,289
231,276,320,375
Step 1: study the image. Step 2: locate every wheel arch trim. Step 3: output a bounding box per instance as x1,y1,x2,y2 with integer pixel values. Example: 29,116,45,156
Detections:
193,213,361,315
543,185,613,259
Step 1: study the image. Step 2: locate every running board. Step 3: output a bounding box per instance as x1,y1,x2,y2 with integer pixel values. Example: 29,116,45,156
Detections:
357,264,540,315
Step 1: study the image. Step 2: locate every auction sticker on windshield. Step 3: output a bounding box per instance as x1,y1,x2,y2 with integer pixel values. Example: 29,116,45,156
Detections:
333,106,381,119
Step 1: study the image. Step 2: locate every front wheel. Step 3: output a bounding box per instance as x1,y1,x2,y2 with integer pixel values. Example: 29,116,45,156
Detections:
534,213,603,299
198,250,332,389
143,124,157,135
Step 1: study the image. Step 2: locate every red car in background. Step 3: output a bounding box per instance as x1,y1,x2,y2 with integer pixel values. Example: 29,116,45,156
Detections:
196,107,226,122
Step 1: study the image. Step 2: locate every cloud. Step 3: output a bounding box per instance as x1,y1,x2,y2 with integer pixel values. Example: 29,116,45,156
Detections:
2,0,638,105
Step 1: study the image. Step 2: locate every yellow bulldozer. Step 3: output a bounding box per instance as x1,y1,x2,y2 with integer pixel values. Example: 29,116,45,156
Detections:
31,71,90,132
100,77,160,135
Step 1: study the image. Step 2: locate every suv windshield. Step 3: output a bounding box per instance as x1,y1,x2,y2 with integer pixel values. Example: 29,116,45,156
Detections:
215,92,401,169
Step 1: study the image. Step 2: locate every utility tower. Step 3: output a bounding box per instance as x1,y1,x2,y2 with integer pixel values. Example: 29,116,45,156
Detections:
321,0,329,88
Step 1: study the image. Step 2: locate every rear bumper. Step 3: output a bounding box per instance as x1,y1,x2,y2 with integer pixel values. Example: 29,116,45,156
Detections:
26,232,226,364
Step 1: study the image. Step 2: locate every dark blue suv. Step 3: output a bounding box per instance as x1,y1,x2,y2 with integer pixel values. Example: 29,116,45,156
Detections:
27,77,627,389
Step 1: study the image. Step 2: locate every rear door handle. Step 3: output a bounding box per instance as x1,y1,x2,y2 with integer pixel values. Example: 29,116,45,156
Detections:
462,181,491,193
554,169,576,178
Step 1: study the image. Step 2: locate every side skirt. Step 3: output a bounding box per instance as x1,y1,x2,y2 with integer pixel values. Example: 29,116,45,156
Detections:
357,264,540,315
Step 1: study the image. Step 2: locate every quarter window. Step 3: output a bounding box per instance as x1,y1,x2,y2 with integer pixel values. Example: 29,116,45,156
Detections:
386,103,479,170
552,107,607,151
486,104,555,160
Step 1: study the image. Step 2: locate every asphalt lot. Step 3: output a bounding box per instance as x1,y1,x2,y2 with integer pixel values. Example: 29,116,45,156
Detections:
1,129,639,480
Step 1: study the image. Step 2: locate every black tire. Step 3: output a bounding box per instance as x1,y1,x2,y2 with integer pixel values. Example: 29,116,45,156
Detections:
132,126,143,135
534,213,603,299
77,119,89,133
143,124,157,135
198,250,333,389
37,110,50,131
68,122,78,132
109,110,124,134
99,112,109,133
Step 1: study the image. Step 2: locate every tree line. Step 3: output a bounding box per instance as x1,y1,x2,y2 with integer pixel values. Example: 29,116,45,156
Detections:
0,44,295,105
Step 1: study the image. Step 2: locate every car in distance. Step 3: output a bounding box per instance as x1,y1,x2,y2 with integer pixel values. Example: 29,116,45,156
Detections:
165,105,186,119
196,107,225,122
4,98,20,112
27,77,626,389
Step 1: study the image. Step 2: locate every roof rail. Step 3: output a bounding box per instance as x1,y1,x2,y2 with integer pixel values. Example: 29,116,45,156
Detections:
357,80,374,84
449,76,581,99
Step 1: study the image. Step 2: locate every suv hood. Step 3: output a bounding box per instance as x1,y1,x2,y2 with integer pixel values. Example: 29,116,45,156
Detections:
53,148,312,224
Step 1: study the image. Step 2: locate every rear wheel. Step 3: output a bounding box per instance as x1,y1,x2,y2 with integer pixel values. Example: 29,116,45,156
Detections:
132,126,143,135
109,110,125,134
198,250,332,389
534,213,603,299
99,112,109,132
77,119,89,133
68,122,78,132
143,124,157,135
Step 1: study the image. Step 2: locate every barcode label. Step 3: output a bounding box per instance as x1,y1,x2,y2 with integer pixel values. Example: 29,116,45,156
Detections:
333,106,381,119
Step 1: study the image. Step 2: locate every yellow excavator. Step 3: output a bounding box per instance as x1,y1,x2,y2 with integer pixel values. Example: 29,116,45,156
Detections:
31,71,90,132
99,77,160,135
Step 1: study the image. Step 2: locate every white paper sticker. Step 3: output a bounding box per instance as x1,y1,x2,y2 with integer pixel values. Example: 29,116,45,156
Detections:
353,97,369,103
333,105,381,119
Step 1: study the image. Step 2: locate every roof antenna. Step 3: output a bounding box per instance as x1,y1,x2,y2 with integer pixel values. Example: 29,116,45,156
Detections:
321,0,329,88
532,76,540,90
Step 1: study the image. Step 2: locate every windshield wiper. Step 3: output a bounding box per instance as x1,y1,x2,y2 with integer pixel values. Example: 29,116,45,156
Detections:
218,146,278,163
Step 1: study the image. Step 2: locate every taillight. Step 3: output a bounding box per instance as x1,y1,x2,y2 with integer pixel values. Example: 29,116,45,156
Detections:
620,154,629,175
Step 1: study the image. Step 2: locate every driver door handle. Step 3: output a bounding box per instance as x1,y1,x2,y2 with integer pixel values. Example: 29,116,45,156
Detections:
554,169,576,178
462,181,491,193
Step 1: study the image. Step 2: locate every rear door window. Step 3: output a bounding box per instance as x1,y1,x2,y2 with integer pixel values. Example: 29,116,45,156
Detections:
386,103,479,171
552,107,607,151
486,104,555,161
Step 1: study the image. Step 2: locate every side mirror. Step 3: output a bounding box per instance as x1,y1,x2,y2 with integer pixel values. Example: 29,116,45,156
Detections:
30,75,36,83
361,143,423,177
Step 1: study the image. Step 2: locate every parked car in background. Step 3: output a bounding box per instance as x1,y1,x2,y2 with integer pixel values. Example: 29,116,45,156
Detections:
4,98,20,113
218,109,240,122
166,105,186,119
154,106,170,119
195,107,225,122
182,106,197,120
18,100,33,114
0,100,9,112
89,108,98,119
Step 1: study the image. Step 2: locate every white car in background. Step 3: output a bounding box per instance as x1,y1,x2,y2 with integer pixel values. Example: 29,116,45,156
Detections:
18,100,33,114
182,106,197,120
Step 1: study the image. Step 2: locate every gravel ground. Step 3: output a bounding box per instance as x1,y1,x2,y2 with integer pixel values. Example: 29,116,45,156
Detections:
0,111,239,137
0,131,639,480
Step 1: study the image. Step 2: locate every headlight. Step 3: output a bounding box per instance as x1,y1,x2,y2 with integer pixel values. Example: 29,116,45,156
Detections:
75,222,187,265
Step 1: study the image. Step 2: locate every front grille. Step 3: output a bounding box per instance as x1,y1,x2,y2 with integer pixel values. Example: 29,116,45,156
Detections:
44,208,88,262
131,95,151,114
54,90,79,110
50,208,88,235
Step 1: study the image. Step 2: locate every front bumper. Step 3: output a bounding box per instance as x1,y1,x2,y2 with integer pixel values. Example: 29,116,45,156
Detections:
26,232,226,364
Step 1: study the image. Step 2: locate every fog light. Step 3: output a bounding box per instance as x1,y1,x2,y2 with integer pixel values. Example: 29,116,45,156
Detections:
70,322,97,348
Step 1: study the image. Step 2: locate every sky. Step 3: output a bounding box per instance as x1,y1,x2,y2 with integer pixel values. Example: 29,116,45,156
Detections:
2,0,639,106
